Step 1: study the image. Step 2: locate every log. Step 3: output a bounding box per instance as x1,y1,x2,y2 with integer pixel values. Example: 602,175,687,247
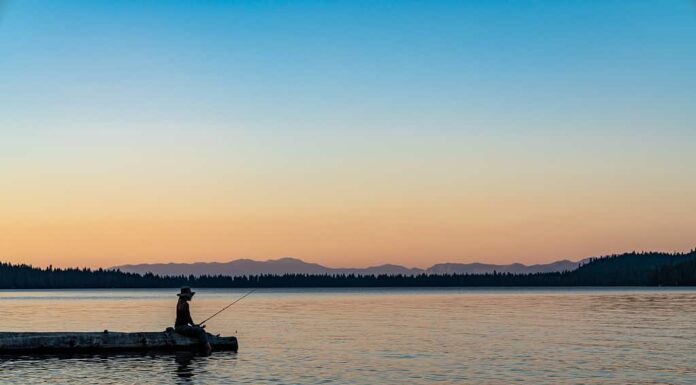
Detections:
0,328,238,354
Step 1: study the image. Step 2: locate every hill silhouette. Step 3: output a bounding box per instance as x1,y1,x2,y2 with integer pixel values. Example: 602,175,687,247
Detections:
113,257,580,276
1,249,695,289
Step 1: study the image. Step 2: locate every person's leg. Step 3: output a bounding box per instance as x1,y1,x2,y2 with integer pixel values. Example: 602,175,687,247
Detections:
197,328,209,345
192,326,211,352
174,325,196,338
175,325,211,351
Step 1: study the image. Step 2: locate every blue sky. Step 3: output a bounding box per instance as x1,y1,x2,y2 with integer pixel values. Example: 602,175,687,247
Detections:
2,0,694,135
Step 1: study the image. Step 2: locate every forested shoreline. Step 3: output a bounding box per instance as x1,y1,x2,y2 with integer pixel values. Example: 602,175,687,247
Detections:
1,250,695,289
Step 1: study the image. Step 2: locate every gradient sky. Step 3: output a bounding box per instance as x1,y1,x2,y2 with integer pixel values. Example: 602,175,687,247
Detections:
1,1,695,268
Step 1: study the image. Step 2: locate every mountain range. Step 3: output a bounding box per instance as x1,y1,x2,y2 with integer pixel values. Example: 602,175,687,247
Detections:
4,250,696,288
112,257,583,277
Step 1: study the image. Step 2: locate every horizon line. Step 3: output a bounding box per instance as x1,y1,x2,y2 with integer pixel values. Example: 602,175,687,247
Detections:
7,247,695,271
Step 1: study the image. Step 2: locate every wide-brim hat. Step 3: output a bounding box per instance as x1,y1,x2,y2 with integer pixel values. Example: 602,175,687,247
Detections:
177,287,195,298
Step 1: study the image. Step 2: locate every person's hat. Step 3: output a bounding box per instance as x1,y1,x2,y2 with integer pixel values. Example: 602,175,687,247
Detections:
177,287,195,298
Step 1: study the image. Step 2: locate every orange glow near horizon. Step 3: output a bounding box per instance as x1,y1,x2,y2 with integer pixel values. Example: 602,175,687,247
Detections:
2,139,695,269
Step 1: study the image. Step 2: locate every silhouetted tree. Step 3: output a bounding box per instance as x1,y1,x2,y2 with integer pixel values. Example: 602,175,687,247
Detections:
0,249,694,289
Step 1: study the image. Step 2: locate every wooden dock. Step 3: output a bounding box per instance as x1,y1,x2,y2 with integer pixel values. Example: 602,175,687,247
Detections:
0,328,238,354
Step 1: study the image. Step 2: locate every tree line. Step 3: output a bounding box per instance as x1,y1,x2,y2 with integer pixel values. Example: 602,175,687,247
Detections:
0,249,695,289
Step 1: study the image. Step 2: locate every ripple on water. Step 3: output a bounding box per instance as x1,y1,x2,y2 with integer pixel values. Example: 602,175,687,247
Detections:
0,288,695,384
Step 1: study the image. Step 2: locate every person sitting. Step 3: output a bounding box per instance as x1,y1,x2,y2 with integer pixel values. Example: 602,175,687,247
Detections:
174,287,212,352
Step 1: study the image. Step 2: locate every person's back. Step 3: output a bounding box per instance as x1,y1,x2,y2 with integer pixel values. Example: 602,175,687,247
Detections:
175,299,193,327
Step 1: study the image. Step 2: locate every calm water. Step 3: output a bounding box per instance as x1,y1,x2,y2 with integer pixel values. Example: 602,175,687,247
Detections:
0,288,695,384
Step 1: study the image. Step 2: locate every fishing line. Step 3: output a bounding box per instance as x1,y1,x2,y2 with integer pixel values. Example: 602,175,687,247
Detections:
199,289,256,326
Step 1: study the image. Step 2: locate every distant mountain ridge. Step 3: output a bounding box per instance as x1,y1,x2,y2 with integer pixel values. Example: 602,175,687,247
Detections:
112,257,583,277
3,249,696,288
426,259,582,275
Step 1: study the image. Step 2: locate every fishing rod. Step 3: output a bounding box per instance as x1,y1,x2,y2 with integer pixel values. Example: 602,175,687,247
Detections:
199,289,256,326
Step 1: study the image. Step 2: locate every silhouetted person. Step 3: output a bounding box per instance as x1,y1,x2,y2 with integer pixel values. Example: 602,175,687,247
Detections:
175,287,212,353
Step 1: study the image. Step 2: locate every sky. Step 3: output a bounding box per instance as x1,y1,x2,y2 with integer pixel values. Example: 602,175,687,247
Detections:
1,0,695,269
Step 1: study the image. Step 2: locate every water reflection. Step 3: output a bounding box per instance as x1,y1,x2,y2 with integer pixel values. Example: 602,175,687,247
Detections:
1,288,695,384
174,351,197,382
0,350,240,384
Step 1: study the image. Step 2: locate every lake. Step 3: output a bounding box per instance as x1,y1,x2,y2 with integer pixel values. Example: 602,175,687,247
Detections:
0,288,694,384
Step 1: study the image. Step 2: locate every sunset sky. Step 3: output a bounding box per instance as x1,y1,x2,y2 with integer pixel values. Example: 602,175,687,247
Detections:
1,1,695,268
